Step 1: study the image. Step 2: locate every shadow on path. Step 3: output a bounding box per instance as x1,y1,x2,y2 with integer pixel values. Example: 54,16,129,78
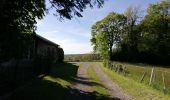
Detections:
6,62,120,100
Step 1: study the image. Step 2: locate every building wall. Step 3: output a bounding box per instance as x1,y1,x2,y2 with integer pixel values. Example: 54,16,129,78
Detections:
36,40,59,63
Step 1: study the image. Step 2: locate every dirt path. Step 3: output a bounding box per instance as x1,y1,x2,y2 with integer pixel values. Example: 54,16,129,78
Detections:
72,62,92,92
92,63,133,100
69,62,132,100
66,62,93,100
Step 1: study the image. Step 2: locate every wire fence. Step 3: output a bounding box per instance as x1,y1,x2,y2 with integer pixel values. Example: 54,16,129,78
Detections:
108,61,170,94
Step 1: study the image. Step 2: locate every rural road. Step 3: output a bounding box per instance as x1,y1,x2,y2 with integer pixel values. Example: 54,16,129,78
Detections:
92,63,132,100
72,62,92,92
69,62,132,100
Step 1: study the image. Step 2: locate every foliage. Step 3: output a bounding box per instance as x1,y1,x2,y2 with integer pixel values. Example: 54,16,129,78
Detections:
137,0,170,64
49,0,104,20
0,0,45,60
91,12,126,61
120,6,141,61
0,0,105,60
91,0,170,65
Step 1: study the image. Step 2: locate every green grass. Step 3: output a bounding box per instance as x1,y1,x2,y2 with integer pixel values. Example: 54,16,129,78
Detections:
6,62,114,100
97,62,170,100
7,62,79,100
87,65,108,96
111,61,170,93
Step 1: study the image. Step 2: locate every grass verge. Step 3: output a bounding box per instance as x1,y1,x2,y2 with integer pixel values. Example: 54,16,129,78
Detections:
7,62,79,100
87,65,108,96
97,62,170,100
111,61,170,93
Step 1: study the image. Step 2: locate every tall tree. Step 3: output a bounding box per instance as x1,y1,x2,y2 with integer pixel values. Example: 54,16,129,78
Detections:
139,0,170,63
91,12,126,61
121,6,141,61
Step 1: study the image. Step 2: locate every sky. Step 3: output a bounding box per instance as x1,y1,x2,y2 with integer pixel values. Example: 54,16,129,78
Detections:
36,0,160,54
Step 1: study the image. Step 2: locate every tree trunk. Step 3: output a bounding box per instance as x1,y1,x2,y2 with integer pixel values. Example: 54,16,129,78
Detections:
109,46,112,60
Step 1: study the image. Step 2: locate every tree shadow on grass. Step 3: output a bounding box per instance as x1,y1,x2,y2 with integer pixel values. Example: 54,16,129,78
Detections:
6,62,120,100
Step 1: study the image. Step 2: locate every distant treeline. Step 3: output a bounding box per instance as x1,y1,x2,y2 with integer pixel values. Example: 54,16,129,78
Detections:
64,54,101,62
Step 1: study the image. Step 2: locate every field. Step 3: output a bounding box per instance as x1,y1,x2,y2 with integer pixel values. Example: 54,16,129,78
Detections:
109,61,170,94
98,62,170,100
4,62,170,100
64,54,101,62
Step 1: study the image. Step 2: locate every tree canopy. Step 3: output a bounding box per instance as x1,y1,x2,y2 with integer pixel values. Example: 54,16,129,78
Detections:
91,0,170,65
91,12,126,61
0,0,105,60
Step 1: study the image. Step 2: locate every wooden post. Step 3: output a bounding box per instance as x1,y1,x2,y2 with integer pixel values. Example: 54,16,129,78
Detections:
140,71,147,83
153,73,156,84
113,64,115,71
123,66,126,76
115,65,118,72
162,72,166,90
117,66,120,73
111,63,113,70
149,67,154,85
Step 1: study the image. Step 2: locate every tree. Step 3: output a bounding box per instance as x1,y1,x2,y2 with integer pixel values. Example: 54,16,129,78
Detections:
0,0,105,60
139,0,170,63
91,12,126,61
121,6,141,61
48,0,104,20
0,0,46,60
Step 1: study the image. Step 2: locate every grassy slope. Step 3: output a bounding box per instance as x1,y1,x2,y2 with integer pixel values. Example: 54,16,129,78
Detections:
87,65,108,96
98,62,170,100
112,61,170,92
7,63,79,100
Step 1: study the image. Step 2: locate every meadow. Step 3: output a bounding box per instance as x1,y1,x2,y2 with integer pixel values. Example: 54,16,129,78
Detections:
110,61,170,94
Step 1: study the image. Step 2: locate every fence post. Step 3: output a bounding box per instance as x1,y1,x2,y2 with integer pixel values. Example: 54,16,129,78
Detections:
117,66,120,73
162,72,166,90
115,65,118,72
123,66,126,76
149,67,154,85
153,72,156,84
140,71,147,83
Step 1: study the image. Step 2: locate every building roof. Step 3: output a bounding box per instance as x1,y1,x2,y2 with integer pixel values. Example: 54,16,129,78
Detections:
33,34,59,47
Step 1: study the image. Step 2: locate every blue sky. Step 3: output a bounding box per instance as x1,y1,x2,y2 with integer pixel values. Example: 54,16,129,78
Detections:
36,0,160,54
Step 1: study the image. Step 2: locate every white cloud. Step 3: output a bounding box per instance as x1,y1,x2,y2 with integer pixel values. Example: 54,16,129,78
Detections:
38,32,92,54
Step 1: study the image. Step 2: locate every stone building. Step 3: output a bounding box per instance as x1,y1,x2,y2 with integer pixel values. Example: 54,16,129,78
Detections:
34,34,62,63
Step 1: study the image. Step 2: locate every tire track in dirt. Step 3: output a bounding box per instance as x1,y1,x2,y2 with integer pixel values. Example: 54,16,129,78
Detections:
66,62,94,100
92,63,133,100
72,62,92,92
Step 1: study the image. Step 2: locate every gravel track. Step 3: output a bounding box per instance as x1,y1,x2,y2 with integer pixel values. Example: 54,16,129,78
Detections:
92,63,133,100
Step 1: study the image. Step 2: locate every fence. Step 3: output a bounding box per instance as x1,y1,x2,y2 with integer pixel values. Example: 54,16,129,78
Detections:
107,61,170,94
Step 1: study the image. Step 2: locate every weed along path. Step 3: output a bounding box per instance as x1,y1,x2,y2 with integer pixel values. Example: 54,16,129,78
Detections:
70,62,132,100
92,63,132,100
5,62,169,100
